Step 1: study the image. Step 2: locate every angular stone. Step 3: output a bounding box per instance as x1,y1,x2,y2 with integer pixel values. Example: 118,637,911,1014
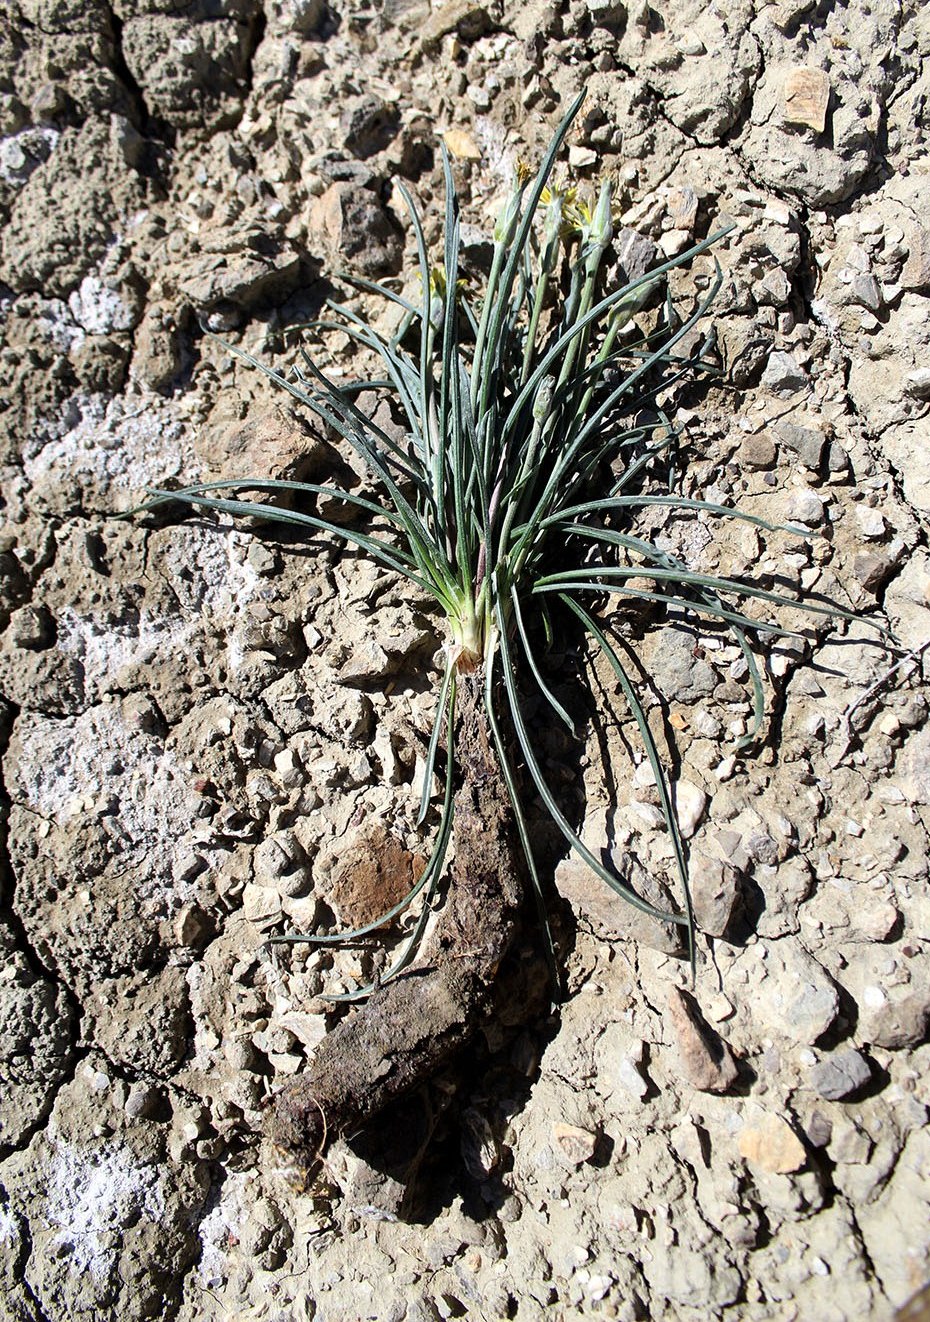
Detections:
861,986,930,1051
667,987,739,1093
553,1122,598,1165
689,853,740,937
786,489,826,526
614,228,661,284
782,67,831,134
674,779,708,838
241,882,283,926
854,550,895,592
754,943,839,1045
851,271,883,311
762,350,809,397
554,855,682,954
808,1048,871,1100
310,182,402,277
443,128,481,160
568,145,598,169
739,1113,807,1173
775,419,826,470
902,226,930,292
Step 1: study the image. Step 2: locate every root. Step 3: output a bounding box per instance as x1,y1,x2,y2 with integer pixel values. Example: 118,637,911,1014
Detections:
268,671,523,1163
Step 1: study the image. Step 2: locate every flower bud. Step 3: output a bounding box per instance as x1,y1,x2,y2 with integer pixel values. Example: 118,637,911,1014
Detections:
533,374,555,421
493,174,526,245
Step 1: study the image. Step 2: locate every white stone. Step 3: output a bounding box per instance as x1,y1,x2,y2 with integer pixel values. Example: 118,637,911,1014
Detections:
856,506,886,539
674,779,708,838
568,145,598,168
786,489,826,526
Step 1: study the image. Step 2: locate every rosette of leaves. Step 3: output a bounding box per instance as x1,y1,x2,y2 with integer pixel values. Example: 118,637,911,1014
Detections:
138,92,861,1161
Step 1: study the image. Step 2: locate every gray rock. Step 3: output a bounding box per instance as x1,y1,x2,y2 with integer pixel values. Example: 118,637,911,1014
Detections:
689,853,740,937
614,227,661,284
861,986,930,1051
786,488,826,526
724,328,774,388
310,181,403,277
0,919,74,1146
120,13,256,131
851,271,883,311
640,625,717,704
0,125,59,188
459,222,495,271
341,94,399,159
775,419,827,469
755,856,814,938
754,942,840,1045
762,350,809,397
808,1048,871,1100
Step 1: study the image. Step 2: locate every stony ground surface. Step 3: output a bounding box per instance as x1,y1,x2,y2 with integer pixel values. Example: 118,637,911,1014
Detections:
1,0,929,1319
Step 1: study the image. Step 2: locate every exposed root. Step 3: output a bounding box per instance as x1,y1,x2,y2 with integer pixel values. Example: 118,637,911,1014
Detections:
268,671,523,1164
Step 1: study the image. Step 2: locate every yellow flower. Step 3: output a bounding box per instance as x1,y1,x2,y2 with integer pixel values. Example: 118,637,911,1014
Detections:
428,265,469,299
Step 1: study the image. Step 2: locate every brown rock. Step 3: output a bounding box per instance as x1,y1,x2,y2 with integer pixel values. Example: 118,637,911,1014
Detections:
323,821,425,929
854,550,895,593
443,128,482,160
782,67,831,134
667,986,739,1093
553,1122,598,1166
417,0,493,52
738,432,777,470
738,1113,807,1174
178,242,303,314
194,403,330,484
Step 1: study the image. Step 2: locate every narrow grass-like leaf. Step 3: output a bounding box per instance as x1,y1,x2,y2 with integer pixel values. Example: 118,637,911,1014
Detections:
560,593,694,967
